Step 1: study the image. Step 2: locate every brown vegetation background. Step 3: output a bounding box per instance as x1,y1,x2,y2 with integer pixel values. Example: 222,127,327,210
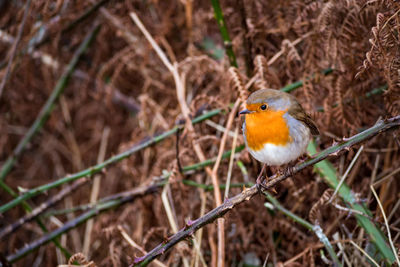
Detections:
0,0,399,266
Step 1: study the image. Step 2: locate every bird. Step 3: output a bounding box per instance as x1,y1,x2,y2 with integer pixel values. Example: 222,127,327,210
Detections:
239,88,319,190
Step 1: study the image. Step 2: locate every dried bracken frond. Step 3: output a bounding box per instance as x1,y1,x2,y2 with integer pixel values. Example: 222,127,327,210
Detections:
282,39,301,63
228,67,247,109
275,219,308,242
2,1,400,266
309,189,334,224
357,7,400,116
252,54,281,89
68,253,97,267
253,55,269,89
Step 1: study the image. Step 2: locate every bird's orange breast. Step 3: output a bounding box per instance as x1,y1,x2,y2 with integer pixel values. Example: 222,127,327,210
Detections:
245,110,291,151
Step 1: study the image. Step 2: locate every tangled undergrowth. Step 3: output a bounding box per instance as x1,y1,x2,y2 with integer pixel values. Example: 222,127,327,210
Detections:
0,0,399,266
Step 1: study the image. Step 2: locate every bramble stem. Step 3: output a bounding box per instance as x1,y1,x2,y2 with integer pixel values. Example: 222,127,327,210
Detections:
210,0,238,67
132,115,400,266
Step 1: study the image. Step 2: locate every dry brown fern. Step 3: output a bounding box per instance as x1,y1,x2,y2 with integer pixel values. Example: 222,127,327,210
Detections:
253,54,281,89
228,67,247,109
357,7,400,116
253,55,269,89
308,188,334,224
68,252,97,267
275,219,308,243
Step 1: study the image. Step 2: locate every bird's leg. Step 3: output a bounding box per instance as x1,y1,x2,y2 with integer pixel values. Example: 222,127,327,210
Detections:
256,164,267,193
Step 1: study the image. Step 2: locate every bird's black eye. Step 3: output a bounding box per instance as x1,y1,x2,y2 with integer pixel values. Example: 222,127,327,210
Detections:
260,104,267,110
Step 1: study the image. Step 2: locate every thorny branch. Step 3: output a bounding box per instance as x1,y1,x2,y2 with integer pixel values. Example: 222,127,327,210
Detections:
132,115,400,266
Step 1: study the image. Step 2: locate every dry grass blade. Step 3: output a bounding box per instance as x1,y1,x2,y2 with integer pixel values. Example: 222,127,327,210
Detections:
83,127,110,256
329,145,364,202
224,126,239,199
370,185,400,265
349,240,380,267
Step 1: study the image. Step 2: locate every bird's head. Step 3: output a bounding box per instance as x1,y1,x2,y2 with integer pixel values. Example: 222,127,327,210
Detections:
239,89,292,116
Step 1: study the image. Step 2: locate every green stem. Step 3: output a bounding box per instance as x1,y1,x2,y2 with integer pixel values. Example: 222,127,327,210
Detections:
0,24,101,262
132,115,400,266
210,0,238,67
264,192,341,266
42,145,246,217
182,145,245,173
0,179,71,259
0,67,333,212
6,183,159,262
0,25,101,182
0,109,221,214
308,141,396,264
8,199,120,262
281,68,333,93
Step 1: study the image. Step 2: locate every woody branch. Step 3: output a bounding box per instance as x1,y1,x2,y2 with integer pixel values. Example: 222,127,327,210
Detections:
132,115,400,266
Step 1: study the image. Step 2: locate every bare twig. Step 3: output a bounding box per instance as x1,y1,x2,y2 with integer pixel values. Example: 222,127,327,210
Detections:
0,109,222,214
0,0,32,99
132,115,400,266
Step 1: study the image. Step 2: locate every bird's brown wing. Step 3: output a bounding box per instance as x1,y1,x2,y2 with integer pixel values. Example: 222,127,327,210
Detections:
288,103,320,135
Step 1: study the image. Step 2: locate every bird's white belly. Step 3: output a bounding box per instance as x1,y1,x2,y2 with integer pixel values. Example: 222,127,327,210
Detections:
248,141,307,166
243,114,311,166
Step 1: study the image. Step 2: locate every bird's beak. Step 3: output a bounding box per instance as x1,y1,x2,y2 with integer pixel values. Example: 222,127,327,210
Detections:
239,109,253,115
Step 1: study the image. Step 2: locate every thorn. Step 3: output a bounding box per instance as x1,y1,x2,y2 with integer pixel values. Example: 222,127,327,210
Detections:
342,136,351,141
133,255,145,264
184,219,193,229
162,235,170,244
270,187,278,194
332,151,340,156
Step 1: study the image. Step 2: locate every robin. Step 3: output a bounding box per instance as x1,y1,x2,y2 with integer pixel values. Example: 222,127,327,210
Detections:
239,88,319,189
